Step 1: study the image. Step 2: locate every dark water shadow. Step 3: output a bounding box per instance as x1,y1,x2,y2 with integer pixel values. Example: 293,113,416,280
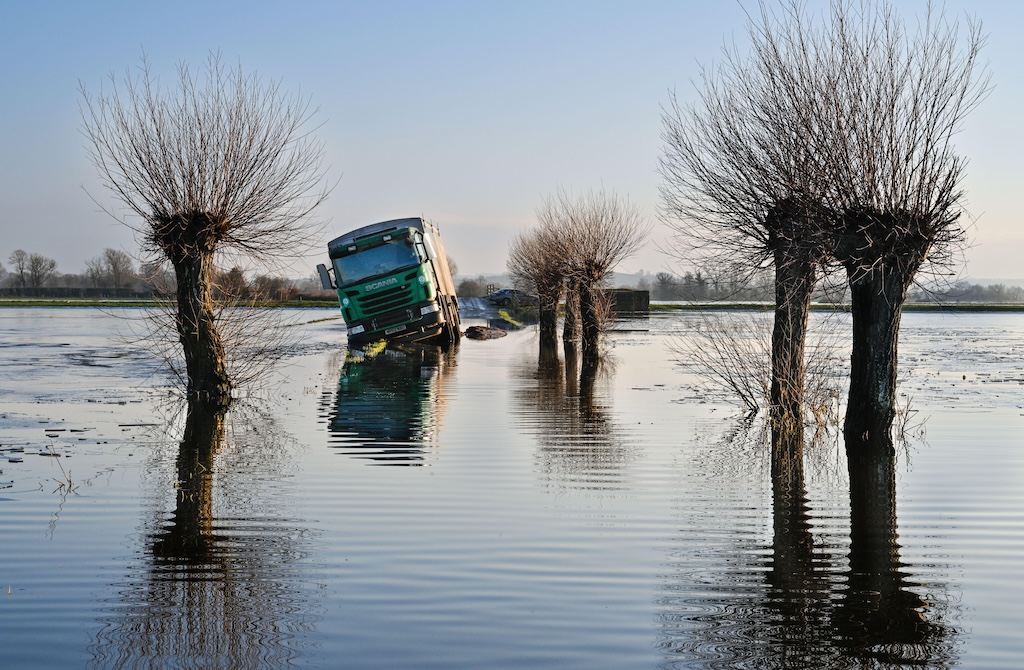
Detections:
510,341,633,491
321,343,456,465
835,435,960,666
656,422,961,669
88,400,320,669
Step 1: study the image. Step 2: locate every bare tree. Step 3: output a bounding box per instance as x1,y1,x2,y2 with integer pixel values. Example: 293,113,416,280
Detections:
562,275,581,343
85,248,136,289
104,248,136,288
84,256,106,287
538,189,649,361
807,1,989,449
507,226,566,353
662,0,988,450
217,266,249,300
27,253,57,288
660,0,832,442
8,250,28,288
81,53,329,407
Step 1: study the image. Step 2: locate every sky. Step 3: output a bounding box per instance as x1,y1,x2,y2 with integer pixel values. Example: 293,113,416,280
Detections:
1,0,1021,282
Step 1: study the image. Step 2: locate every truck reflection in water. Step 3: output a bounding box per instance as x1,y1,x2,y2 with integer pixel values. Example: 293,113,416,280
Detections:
323,344,455,465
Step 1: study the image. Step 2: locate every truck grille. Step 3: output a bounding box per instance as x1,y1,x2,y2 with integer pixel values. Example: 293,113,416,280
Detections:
356,283,414,317
371,308,416,330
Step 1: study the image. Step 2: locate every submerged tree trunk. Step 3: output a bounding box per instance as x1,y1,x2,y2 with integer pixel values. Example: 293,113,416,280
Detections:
539,329,560,369
578,280,601,361
563,277,580,342
843,265,912,448
770,243,817,444
538,283,561,352
173,247,232,408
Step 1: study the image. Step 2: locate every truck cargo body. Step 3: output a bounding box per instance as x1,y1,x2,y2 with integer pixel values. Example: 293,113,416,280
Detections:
319,218,461,347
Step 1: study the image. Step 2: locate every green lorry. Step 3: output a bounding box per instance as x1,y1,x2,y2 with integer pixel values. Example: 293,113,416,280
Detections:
318,217,461,347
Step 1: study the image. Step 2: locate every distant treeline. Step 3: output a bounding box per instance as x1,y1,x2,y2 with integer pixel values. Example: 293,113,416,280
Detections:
5,247,1020,306
632,270,1024,304
448,268,1024,306
1,248,332,301
908,281,1024,304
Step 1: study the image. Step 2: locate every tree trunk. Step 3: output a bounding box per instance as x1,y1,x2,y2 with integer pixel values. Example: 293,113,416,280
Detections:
770,246,816,444
539,334,560,369
538,286,560,352
578,280,601,361
563,277,580,342
173,248,232,408
843,265,911,447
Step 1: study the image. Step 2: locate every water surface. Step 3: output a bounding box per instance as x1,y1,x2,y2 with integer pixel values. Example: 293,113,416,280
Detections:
1,308,1022,668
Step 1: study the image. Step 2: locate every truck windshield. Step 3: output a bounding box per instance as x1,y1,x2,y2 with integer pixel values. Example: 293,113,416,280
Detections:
334,239,420,286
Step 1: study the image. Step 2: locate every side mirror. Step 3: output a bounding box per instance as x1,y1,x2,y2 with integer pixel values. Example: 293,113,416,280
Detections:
317,263,335,290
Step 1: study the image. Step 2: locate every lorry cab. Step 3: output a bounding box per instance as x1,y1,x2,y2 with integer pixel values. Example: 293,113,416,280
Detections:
318,218,461,347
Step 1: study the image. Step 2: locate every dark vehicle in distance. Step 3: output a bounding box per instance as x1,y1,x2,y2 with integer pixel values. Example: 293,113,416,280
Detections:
486,288,539,307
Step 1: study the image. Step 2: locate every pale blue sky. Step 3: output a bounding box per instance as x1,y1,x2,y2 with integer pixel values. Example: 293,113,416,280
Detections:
1,1,1020,280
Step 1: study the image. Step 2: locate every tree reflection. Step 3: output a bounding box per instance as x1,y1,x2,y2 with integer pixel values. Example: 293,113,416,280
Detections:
763,429,834,663
511,341,633,490
89,400,317,669
322,344,456,465
834,436,958,665
657,423,960,668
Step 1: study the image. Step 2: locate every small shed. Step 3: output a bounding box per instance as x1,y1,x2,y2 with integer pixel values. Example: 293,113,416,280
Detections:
608,289,650,315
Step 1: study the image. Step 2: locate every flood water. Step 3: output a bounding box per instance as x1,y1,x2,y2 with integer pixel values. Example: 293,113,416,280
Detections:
1,306,1022,669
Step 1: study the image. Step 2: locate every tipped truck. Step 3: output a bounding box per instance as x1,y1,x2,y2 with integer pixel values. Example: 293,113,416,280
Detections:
318,217,461,346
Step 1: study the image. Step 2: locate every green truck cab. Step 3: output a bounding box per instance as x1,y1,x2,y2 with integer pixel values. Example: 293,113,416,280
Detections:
318,217,461,347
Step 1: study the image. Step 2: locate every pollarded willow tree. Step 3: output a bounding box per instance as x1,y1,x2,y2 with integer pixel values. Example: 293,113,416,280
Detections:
507,225,566,355
540,189,649,362
662,0,988,451
807,1,989,449
80,54,329,408
660,2,831,444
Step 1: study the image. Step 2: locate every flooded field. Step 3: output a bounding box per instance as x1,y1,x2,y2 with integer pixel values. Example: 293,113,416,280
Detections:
1,307,1022,668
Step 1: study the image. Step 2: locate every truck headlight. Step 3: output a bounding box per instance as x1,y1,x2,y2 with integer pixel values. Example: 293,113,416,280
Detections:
348,325,365,335
420,304,439,316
